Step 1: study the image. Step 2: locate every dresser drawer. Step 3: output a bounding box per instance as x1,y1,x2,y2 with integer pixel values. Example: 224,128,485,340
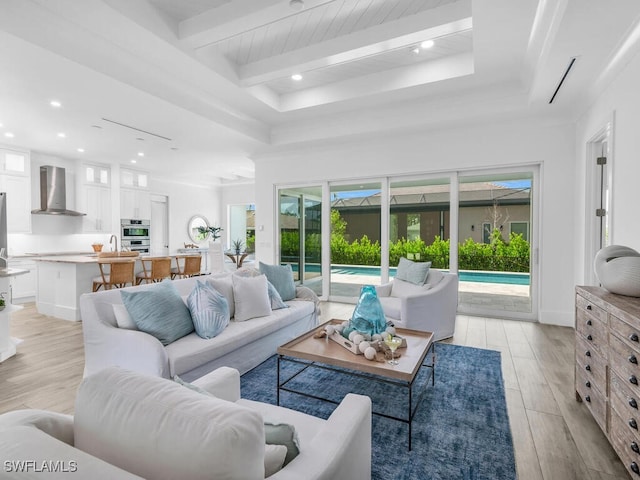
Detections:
577,294,608,324
575,335,607,394
609,410,640,477
611,315,640,352
611,370,640,421
576,309,608,356
576,366,607,432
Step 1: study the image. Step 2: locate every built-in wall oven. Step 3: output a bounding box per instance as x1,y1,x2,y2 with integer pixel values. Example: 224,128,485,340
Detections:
121,219,150,254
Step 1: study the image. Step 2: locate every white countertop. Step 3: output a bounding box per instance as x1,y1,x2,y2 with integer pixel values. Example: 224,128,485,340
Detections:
34,255,98,264
0,268,29,277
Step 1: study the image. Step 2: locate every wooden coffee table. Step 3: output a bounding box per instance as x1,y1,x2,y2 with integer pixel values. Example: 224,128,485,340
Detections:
277,319,435,450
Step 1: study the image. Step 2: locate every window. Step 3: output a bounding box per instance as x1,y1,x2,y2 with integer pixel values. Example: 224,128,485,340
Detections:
510,221,529,241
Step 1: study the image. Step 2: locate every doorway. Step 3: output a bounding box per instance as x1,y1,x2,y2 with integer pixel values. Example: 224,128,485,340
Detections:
150,194,169,256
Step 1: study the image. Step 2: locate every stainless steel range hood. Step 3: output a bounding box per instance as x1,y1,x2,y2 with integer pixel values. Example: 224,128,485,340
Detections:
31,165,86,216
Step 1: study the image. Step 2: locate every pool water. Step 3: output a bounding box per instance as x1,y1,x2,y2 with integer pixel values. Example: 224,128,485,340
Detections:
297,264,530,285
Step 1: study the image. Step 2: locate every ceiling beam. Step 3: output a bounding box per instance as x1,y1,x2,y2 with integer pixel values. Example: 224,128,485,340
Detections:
179,0,335,49
237,2,472,87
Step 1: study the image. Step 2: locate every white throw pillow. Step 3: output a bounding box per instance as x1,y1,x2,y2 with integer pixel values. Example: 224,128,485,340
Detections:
112,304,138,330
74,367,265,480
425,269,444,286
207,275,235,318
233,274,272,322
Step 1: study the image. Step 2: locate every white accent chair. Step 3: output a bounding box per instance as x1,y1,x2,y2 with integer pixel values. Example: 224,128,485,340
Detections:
208,241,226,273
375,269,459,341
0,367,372,480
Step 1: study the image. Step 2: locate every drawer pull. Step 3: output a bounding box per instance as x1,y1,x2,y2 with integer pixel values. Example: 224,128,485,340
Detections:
630,419,638,430
632,376,639,385
633,462,640,475
631,333,640,343
585,381,591,388
585,365,591,372
585,395,591,403
586,305,592,311
587,334,593,341
586,351,591,357
586,319,592,326
632,442,640,454
630,398,639,409
631,355,639,365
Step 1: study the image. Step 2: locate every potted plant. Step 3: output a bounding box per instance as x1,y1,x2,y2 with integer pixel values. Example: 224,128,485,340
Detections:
197,225,223,241
232,238,244,255
0,292,6,311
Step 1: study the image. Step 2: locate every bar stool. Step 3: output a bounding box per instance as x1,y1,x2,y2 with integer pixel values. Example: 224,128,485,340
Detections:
92,259,136,292
171,255,202,279
136,257,172,285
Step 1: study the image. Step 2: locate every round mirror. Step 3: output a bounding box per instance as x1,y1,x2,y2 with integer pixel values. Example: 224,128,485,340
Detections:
188,215,210,243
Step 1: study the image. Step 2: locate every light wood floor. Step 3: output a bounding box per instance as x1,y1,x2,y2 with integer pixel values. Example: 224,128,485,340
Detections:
1,302,630,480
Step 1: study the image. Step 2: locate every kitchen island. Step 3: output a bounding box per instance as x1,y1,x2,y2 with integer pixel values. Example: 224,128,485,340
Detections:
35,253,205,321
35,255,101,321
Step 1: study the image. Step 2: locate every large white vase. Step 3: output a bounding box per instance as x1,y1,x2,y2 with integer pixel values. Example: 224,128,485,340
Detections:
594,245,640,297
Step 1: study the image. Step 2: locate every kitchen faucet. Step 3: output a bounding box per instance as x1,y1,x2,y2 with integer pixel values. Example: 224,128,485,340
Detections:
109,235,118,252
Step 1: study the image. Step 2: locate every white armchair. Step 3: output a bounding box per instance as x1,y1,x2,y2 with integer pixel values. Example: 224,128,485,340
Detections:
0,367,372,480
376,270,458,341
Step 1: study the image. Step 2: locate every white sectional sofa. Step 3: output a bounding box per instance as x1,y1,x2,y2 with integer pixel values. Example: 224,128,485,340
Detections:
80,274,319,381
0,366,372,479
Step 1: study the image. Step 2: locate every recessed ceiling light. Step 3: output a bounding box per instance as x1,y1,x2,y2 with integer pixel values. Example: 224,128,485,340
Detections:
289,0,304,10
421,40,435,49
91,125,102,129
130,159,137,164
137,152,144,157
171,147,179,151
77,148,85,153
136,137,145,141
57,132,66,138
4,132,14,138
291,73,303,81
50,100,62,108
412,47,420,54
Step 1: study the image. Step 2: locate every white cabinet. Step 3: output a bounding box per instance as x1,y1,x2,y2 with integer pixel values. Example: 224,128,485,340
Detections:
0,148,31,233
8,259,36,302
78,163,112,233
120,167,150,220
82,185,111,232
0,149,28,176
120,188,151,220
0,175,31,233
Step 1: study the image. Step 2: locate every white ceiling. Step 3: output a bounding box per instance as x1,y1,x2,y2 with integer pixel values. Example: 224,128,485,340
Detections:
0,0,639,185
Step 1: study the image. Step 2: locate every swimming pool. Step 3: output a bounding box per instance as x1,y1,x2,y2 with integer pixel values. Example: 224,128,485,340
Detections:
296,264,530,285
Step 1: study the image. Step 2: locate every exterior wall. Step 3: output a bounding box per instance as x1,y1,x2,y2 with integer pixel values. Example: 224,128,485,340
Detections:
254,118,576,326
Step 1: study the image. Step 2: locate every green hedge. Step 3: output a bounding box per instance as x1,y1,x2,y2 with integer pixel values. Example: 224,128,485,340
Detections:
279,210,529,272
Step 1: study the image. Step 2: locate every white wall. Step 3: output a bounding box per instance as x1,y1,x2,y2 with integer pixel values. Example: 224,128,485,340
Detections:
153,178,221,252
254,117,577,326
575,49,640,284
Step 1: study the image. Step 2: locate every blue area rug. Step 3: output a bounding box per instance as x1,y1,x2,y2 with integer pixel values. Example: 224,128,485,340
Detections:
241,343,516,480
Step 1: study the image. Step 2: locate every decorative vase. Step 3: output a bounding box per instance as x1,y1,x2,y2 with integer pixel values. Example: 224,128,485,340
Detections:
342,285,388,338
594,245,640,297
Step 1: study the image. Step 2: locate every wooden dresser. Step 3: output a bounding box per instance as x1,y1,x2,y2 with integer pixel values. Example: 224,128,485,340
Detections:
576,286,640,477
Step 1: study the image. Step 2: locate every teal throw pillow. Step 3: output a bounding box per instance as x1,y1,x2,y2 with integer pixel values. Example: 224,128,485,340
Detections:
259,262,296,301
187,281,230,339
395,257,431,285
267,281,289,310
265,423,300,466
121,280,194,345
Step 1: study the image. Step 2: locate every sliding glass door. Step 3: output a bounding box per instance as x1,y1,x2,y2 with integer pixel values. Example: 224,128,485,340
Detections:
457,170,536,317
329,182,382,301
278,187,322,296
388,177,452,274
